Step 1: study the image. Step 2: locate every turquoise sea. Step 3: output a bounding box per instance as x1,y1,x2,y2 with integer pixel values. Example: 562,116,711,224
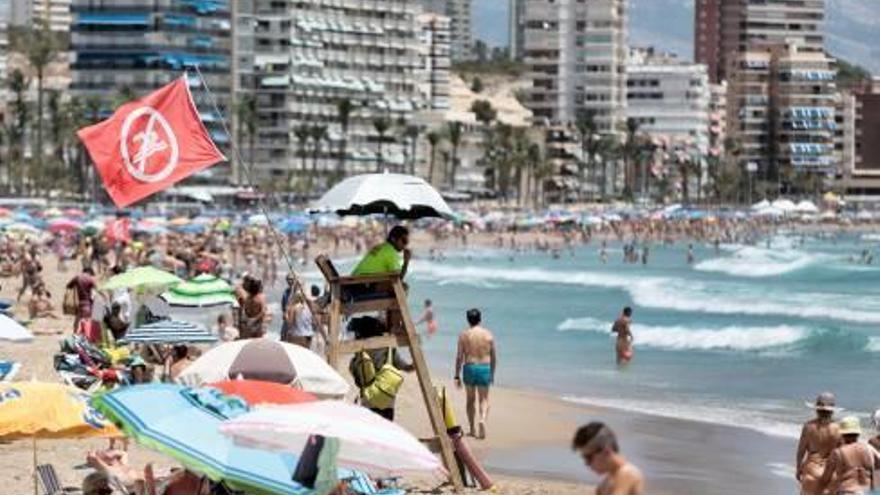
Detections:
408,233,880,439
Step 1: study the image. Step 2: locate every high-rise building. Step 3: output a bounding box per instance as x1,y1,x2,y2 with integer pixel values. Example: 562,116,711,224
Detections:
418,0,472,61
708,81,728,158
727,43,837,187
695,0,825,83
626,48,711,155
519,0,628,132
9,0,72,32
834,80,880,199
418,12,451,111
236,0,427,186
70,0,232,172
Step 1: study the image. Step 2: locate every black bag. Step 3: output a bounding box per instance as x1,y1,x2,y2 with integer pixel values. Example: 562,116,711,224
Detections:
347,316,386,339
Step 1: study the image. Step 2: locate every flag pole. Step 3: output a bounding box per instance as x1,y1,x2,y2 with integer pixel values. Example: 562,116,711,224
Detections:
189,66,298,274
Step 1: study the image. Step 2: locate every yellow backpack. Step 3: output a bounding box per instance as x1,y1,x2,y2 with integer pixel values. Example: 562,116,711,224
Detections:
360,348,404,410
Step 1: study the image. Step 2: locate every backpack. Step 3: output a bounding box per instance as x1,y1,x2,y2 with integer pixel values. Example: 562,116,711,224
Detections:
349,351,377,389
360,348,404,410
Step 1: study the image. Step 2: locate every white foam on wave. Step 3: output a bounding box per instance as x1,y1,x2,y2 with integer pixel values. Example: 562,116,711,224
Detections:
562,395,802,440
695,245,823,277
413,261,880,325
557,317,809,352
868,337,880,352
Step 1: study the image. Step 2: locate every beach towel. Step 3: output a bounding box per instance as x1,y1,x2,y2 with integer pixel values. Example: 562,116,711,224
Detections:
0,361,20,381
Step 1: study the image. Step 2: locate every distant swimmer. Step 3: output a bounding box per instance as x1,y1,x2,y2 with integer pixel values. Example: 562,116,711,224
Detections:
416,299,438,338
572,422,645,495
686,244,695,264
796,392,842,495
611,307,634,366
600,241,608,264
641,245,649,266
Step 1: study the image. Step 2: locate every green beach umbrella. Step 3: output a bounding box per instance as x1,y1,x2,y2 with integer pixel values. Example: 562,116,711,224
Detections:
160,274,236,308
100,266,183,292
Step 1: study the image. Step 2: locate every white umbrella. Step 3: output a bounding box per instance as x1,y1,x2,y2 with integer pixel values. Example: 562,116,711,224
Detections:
751,199,771,210
0,314,33,342
771,198,797,212
176,339,349,398
795,200,819,214
311,173,454,220
221,401,445,476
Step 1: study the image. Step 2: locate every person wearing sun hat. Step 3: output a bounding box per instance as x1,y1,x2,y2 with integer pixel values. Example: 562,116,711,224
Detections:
818,416,875,495
797,392,843,495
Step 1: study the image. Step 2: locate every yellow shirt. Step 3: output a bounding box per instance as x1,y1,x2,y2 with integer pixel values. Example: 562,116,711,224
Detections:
352,242,401,276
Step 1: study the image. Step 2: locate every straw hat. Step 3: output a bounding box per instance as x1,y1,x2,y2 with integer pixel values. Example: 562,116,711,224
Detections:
839,416,862,436
805,391,842,412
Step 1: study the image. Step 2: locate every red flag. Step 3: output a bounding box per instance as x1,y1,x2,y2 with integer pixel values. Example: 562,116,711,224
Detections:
105,218,131,244
77,77,226,207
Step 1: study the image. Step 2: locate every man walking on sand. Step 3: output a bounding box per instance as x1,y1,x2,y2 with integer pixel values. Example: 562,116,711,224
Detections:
454,309,496,440
611,307,634,366
572,422,645,495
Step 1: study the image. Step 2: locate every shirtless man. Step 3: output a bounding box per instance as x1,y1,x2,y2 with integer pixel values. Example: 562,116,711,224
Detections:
797,392,842,495
454,309,497,439
818,416,876,495
572,422,644,495
611,307,634,366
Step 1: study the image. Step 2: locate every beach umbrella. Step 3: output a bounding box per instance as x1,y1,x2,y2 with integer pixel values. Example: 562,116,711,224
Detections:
0,207,12,217
100,266,182,292
771,198,797,212
81,219,106,235
123,319,217,345
63,208,86,218
47,218,82,233
311,172,454,220
0,382,118,440
751,199,771,210
174,223,206,234
92,384,311,495
160,274,236,308
133,220,168,235
176,339,349,398
221,400,445,477
43,207,62,218
248,214,270,226
795,200,819,214
0,314,33,342
169,217,191,227
4,222,39,234
206,380,317,406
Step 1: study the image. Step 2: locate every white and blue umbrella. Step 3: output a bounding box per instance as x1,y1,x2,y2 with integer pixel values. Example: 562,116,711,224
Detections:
123,319,217,344
0,314,33,342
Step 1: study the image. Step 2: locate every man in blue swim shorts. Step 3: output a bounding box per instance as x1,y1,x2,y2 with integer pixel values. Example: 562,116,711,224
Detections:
454,308,497,439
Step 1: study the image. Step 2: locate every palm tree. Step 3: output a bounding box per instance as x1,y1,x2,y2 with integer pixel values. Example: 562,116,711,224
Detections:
446,121,463,189
293,124,311,191
620,118,641,200
471,100,497,126
8,69,28,194
426,131,442,185
83,96,103,198
372,117,390,172
575,110,598,201
309,125,328,190
526,143,542,208
335,99,355,180
403,125,420,175
25,24,57,169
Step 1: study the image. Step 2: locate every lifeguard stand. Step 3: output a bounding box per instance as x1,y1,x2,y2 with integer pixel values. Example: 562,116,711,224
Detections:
315,255,463,491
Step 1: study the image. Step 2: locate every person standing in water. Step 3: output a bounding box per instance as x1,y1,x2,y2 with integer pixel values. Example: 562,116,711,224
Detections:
454,309,497,439
686,244,695,264
796,392,842,495
572,422,645,495
416,299,438,338
611,307,634,366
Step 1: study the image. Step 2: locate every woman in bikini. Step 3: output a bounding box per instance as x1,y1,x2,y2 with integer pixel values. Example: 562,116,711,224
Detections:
236,275,268,340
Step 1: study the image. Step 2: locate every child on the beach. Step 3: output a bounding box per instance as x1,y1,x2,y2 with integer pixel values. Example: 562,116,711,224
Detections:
416,299,437,337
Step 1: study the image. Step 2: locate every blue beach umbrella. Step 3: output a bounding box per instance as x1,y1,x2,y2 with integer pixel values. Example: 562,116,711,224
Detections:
92,384,312,495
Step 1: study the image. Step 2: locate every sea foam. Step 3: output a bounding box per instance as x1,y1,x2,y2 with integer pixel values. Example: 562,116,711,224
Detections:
695,245,823,277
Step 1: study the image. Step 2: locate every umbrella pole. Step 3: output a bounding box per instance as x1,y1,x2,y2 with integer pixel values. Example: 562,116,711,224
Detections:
32,436,37,495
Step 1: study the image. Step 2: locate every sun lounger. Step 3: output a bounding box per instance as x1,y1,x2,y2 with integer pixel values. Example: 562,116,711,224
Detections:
0,360,20,381
36,463,81,494
342,470,405,495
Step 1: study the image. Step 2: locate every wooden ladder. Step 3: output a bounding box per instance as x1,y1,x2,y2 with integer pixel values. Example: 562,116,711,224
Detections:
316,255,463,491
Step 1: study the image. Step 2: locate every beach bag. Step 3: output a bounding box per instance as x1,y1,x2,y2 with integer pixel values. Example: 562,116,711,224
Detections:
62,286,78,315
360,349,404,410
349,351,377,389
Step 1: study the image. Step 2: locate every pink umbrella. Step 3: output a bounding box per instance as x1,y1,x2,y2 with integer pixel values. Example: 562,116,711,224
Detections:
221,401,446,477
48,218,82,233
63,208,86,218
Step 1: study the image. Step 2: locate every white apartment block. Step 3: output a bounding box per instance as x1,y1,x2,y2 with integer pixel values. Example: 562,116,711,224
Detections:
12,0,71,32
418,0,472,61
236,0,427,186
708,81,727,158
626,48,710,155
519,0,627,133
418,12,451,111
738,0,824,54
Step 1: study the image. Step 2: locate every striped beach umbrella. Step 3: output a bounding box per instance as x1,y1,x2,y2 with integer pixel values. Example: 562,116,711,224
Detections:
100,266,182,292
160,274,235,308
124,319,217,344
93,384,310,495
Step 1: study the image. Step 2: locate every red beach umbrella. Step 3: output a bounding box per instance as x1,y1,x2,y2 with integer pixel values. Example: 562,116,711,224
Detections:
205,379,317,406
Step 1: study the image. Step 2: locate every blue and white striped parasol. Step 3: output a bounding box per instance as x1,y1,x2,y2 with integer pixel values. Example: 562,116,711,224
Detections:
124,319,217,344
